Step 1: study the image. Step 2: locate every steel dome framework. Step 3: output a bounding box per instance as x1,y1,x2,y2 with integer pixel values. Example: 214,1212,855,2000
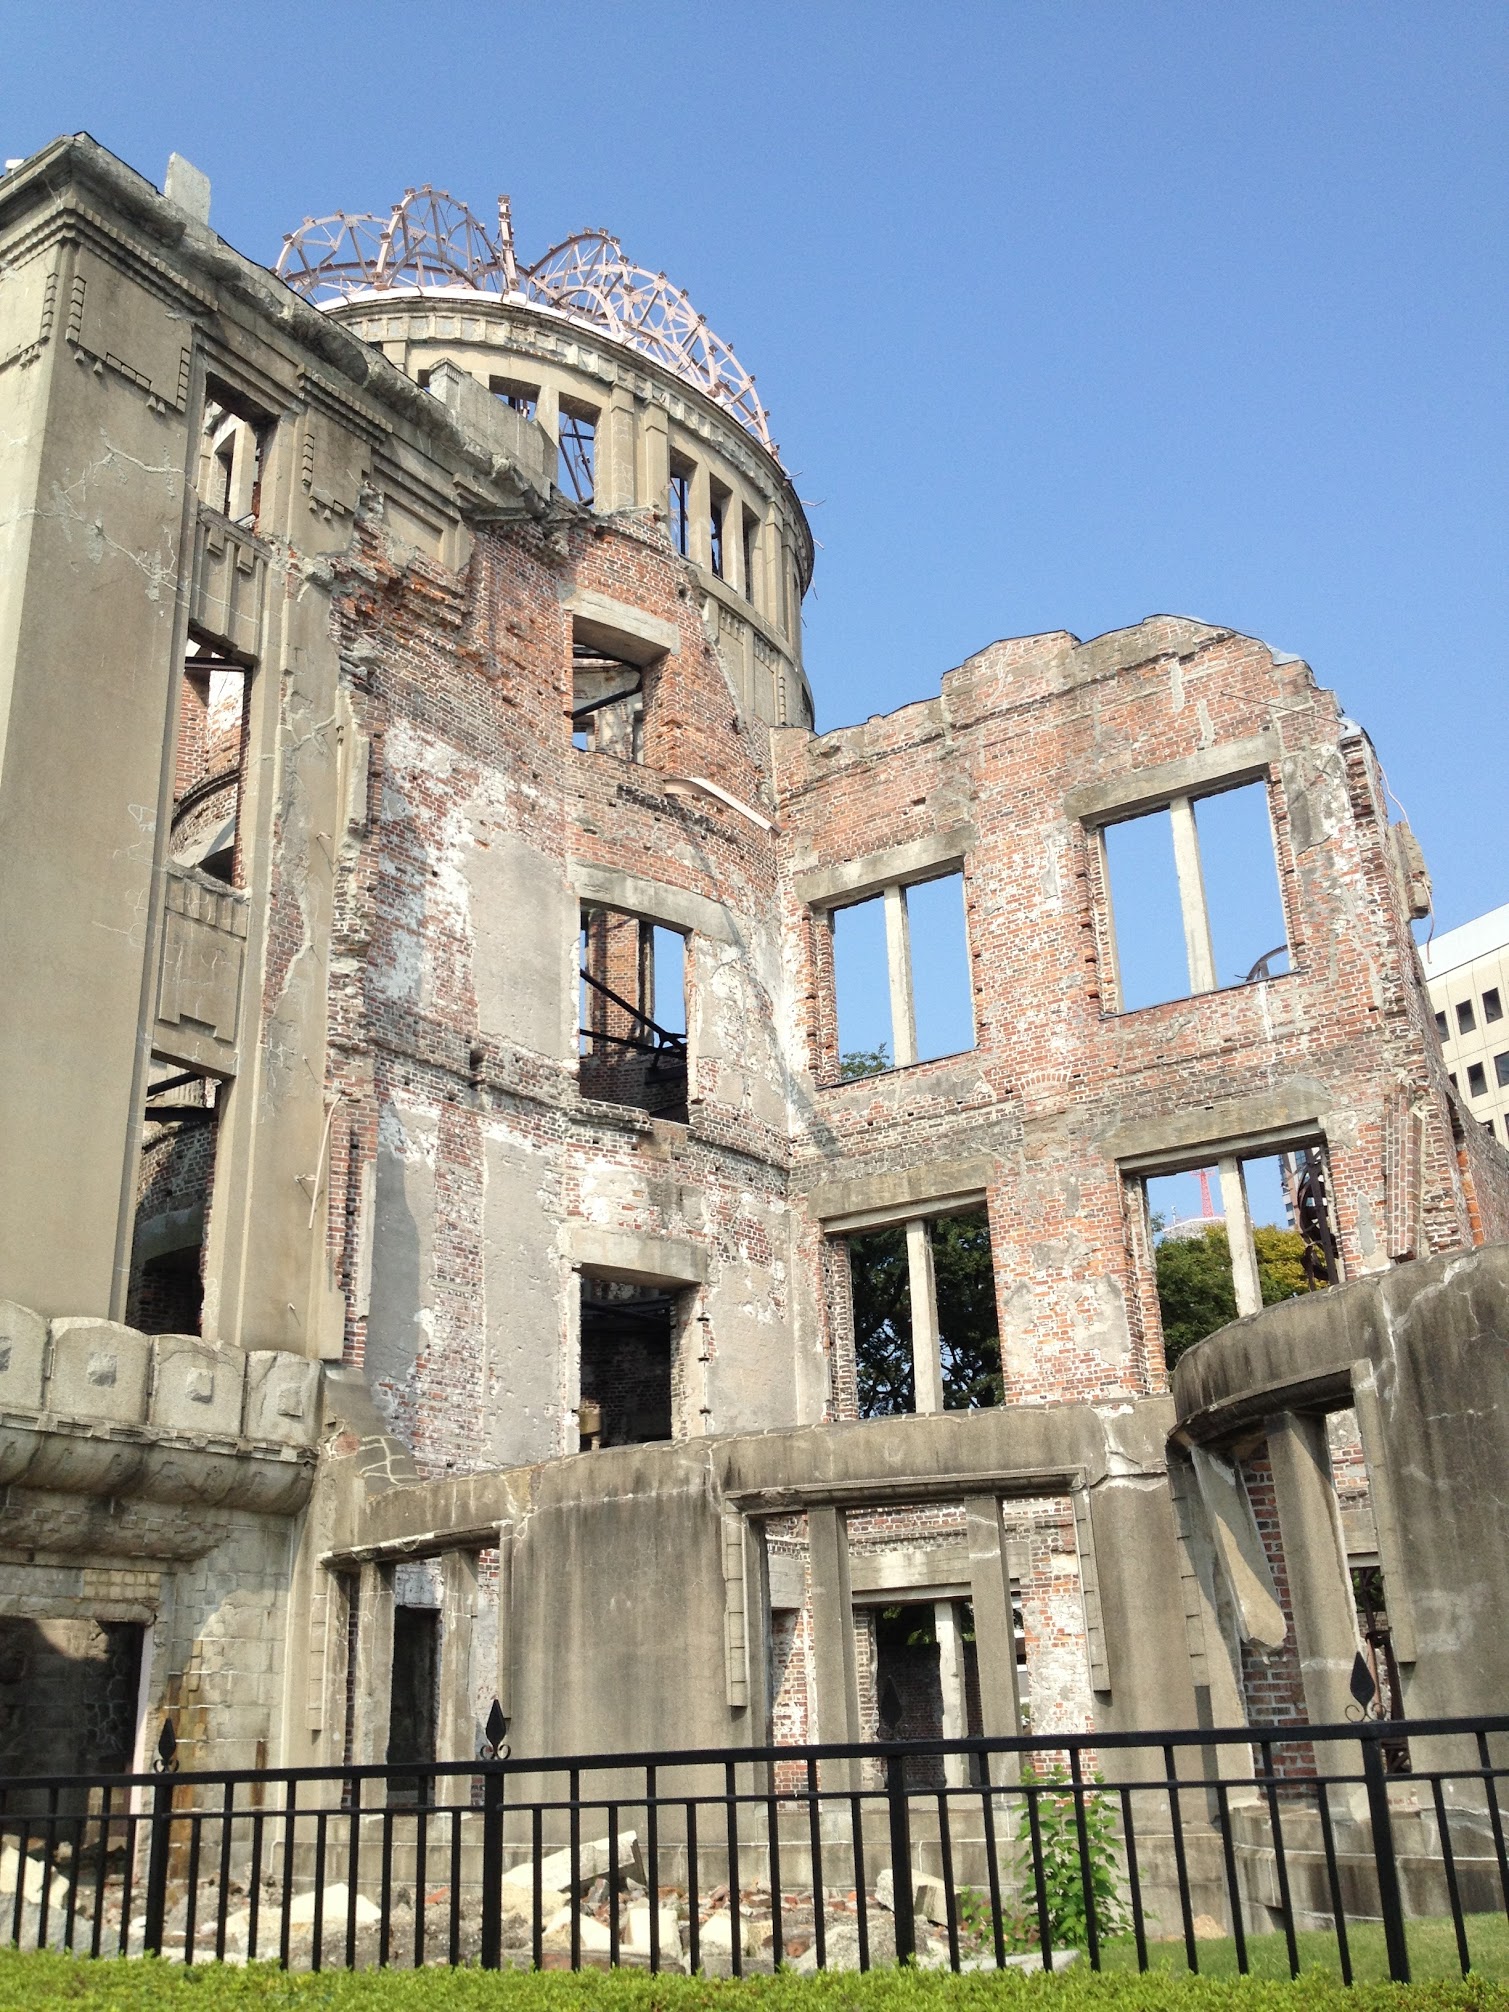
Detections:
278,188,774,453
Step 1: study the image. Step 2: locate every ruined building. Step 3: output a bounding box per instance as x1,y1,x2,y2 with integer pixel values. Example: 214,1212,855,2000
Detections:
2,135,1508,1812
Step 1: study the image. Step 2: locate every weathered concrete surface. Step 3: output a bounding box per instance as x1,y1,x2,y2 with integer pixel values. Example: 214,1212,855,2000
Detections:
1175,1242,1509,1721
2,129,1506,1791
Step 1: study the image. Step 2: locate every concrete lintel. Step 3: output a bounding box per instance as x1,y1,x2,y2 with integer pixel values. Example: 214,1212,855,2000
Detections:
849,1541,969,1597
847,1538,1030,1599
569,1225,708,1287
724,1464,1083,1515
1107,1090,1328,1173
566,588,679,664
793,822,978,911
804,1156,994,1228
1173,1367,1355,1451
569,861,737,943
1066,733,1278,827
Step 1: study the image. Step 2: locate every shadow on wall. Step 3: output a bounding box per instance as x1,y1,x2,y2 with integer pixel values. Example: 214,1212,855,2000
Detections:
0,1617,143,1813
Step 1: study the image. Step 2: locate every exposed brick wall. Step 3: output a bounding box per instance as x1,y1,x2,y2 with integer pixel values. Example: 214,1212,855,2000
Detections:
316,499,800,1475
773,625,1487,1408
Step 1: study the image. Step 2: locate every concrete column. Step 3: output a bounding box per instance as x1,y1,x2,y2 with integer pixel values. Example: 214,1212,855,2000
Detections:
807,1505,860,1786
639,404,670,514
883,883,917,1065
1169,794,1217,994
352,1562,395,1767
1217,1156,1263,1317
724,494,745,598
935,1600,970,1787
762,507,783,633
599,387,637,511
688,462,712,570
905,1219,944,1414
495,1522,516,1721
437,1550,479,1765
752,511,772,611
1266,1411,1366,1783
965,1494,1022,1783
535,382,560,447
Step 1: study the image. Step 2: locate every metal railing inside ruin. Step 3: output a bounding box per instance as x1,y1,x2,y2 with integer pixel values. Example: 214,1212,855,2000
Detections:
3,1714,1508,1982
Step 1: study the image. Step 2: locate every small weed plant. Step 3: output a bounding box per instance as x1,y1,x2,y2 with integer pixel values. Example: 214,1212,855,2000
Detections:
1017,1762,1131,1952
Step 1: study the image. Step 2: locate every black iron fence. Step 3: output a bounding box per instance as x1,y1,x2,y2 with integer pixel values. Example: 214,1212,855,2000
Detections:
3,1713,1508,1982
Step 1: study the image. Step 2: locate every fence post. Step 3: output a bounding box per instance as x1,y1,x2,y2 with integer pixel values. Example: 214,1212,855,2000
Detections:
478,1699,509,1971
1361,1728,1410,1983
142,1719,177,1958
886,1750,915,1965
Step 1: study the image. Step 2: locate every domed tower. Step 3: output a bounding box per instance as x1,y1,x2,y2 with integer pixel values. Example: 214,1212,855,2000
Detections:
279,187,814,734
270,188,825,1494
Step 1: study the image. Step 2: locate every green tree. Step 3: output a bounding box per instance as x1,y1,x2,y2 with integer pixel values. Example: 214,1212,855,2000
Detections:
840,1041,892,1080
1155,1222,1318,1369
848,1226,1005,1414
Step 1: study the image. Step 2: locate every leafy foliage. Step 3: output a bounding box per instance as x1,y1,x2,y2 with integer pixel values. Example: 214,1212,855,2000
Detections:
1154,1223,1318,1369
847,1212,1004,1417
840,1041,894,1080
1017,1764,1131,1952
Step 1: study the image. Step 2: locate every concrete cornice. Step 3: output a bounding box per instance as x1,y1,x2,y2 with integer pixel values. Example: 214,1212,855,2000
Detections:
0,135,551,521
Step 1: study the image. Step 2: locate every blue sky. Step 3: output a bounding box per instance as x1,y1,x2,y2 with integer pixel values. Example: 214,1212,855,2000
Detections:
5,0,1502,960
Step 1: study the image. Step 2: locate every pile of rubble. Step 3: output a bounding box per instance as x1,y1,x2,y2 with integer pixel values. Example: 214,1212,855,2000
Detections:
2,1830,1076,1973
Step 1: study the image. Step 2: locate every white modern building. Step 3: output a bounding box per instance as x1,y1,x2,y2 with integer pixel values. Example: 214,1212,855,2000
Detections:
1422,902,1509,1143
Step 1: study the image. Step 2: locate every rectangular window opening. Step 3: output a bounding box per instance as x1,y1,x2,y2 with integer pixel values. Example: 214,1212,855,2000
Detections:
1100,776,1288,1012
1102,807,1186,1010
579,1276,677,1447
173,641,250,886
831,871,973,1077
1146,1143,1339,1368
1484,987,1503,1024
198,382,271,531
1434,1009,1449,1041
907,873,975,1062
1456,999,1477,1034
558,399,597,506
126,1065,220,1336
1494,1052,1509,1089
490,374,539,419
668,459,692,557
1467,1061,1488,1098
847,1209,1001,1417
709,486,728,579
570,634,644,759
741,510,759,605
579,908,688,1121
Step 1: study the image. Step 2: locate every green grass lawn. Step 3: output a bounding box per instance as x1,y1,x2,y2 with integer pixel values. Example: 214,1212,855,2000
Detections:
1098,1916,1509,1984
4,1947,1509,2011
